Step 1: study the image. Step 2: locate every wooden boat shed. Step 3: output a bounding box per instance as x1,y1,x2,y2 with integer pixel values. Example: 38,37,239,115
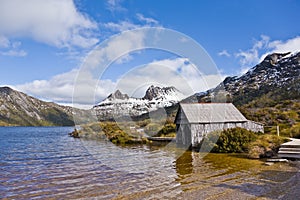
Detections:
174,103,263,147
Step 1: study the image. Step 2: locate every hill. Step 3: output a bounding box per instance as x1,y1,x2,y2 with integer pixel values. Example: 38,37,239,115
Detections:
0,87,89,126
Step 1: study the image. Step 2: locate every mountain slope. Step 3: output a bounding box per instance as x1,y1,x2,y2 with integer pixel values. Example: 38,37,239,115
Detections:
189,52,300,104
93,85,185,120
0,87,87,126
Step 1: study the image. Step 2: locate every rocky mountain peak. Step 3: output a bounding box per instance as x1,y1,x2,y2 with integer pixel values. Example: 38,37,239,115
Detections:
107,89,129,100
143,85,161,100
0,86,14,96
262,52,291,66
143,85,178,100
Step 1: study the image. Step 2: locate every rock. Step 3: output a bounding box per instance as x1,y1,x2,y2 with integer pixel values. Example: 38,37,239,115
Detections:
263,52,291,65
264,162,274,166
107,90,129,100
69,129,80,138
248,146,265,159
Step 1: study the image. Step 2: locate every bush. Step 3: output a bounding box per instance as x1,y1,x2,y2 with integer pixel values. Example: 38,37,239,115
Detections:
154,123,176,137
203,128,259,153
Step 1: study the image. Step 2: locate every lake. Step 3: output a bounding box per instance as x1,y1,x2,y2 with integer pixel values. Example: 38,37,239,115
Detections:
1,127,299,199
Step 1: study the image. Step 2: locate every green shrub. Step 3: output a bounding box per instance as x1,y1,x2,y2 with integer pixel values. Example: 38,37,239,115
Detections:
203,128,259,153
154,123,176,137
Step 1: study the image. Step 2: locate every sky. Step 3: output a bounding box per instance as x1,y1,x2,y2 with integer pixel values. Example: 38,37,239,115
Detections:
0,0,299,108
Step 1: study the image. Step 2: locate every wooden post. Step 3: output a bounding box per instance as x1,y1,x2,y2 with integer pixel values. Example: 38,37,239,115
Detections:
277,125,280,137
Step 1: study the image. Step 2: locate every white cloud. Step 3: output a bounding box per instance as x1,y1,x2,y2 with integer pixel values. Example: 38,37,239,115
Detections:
82,30,145,70
235,35,270,67
106,0,126,12
15,30,146,108
218,50,231,57
0,49,27,57
235,49,259,66
0,0,99,48
235,35,299,70
136,13,158,25
104,15,160,33
104,21,141,32
0,40,27,57
260,36,300,60
0,35,10,48
16,69,79,103
115,58,224,98
15,68,116,108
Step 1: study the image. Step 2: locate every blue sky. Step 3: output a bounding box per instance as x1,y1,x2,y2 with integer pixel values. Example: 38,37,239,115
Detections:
0,0,299,108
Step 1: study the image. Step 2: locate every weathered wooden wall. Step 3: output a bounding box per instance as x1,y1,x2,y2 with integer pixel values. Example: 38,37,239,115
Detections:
176,124,191,147
177,121,264,147
242,121,264,133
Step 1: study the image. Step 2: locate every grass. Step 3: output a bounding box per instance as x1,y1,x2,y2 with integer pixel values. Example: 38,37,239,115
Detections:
201,127,289,159
77,119,177,145
247,134,290,159
78,121,148,145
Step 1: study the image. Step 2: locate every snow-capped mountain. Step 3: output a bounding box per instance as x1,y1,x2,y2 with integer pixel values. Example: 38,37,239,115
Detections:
193,52,300,104
93,85,186,120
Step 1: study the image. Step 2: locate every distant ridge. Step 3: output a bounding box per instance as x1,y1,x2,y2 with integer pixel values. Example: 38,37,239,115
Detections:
0,86,89,126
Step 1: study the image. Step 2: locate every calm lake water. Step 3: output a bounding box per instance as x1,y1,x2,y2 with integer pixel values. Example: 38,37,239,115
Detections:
1,127,299,199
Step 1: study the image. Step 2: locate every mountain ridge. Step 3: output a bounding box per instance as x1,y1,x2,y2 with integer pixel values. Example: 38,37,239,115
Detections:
0,86,90,126
186,52,300,105
93,85,185,120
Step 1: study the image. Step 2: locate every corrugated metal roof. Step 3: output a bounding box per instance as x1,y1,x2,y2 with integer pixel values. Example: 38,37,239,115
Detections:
180,103,247,123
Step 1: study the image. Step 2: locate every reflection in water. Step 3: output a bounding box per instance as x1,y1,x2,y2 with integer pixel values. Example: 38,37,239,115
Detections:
1,127,299,199
175,150,193,176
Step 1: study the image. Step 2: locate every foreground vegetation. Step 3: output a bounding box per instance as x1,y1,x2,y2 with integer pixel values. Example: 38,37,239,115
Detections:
75,121,177,144
201,127,289,159
76,120,289,159
77,119,176,145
